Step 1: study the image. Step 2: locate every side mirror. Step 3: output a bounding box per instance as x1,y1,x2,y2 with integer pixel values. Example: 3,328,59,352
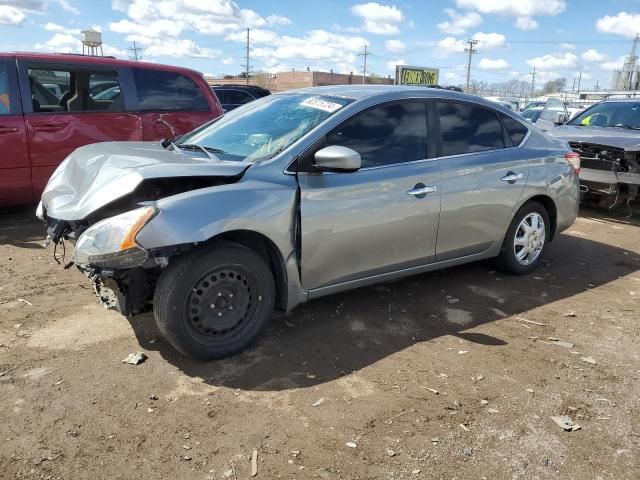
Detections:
554,112,568,124
314,146,361,172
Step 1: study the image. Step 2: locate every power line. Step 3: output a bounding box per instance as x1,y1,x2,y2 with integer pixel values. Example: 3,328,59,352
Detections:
357,45,371,84
464,39,479,91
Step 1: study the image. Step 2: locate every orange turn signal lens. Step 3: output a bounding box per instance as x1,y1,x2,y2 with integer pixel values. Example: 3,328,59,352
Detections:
119,207,155,251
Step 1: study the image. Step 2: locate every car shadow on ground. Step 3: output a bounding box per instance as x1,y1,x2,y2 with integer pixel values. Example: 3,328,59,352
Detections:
0,205,47,249
127,224,640,392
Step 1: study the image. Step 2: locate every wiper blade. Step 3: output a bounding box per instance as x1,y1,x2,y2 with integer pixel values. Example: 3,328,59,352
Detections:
175,143,227,159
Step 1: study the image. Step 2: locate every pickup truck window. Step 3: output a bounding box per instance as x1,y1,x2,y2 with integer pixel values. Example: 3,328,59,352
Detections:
27,65,122,113
0,61,10,114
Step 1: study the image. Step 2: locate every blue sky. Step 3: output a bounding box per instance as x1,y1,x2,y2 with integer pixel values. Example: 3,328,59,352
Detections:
1,1,639,89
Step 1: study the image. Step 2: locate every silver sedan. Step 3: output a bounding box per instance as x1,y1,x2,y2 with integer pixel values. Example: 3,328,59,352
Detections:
39,85,580,360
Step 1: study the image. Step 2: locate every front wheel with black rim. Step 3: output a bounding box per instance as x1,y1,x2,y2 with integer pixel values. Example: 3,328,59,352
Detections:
153,243,275,360
493,201,550,275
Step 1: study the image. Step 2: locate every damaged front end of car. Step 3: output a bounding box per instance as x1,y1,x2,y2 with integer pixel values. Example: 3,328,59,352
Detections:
38,141,250,315
569,141,640,210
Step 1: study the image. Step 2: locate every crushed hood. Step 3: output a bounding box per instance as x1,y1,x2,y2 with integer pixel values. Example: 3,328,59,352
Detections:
41,141,249,221
549,125,640,150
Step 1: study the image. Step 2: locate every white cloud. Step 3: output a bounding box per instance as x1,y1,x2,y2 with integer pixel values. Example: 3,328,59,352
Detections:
437,9,482,35
55,0,79,15
456,0,566,17
526,52,579,70
596,12,640,39
0,6,26,25
109,18,184,37
436,37,465,55
560,42,575,50
351,2,405,35
582,49,608,63
34,31,126,57
386,58,404,71
143,38,220,58
44,22,81,34
477,58,510,70
227,28,279,44
385,39,405,53
600,56,626,71
515,16,538,30
266,14,291,26
473,32,507,50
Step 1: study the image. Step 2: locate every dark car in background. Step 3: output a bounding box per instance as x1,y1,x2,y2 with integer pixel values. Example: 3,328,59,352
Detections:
548,98,640,210
0,52,223,206
211,84,270,111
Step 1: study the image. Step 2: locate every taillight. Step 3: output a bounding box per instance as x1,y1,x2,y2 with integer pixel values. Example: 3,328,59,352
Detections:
564,152,580,174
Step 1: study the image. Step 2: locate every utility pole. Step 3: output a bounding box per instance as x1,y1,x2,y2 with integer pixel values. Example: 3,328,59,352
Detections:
577,71,582,94
530,66,536,98
128,41,143,61
464,39,479,91
594,80,600,91
357,45,371,84
242,28,250,85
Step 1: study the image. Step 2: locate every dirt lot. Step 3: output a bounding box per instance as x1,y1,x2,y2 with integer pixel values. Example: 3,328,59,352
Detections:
1,205,639,480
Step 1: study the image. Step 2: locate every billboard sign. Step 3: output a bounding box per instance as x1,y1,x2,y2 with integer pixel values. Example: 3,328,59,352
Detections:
395,65,439,86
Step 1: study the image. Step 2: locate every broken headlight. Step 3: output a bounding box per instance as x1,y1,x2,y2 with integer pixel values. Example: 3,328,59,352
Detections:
72,207,156,268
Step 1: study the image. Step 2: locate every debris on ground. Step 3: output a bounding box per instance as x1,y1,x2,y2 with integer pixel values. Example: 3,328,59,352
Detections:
386,448,396,457
471,374,484,382
122,352,148,365
550,415,581,431
516,316,546,326
346,441,358,448
581,356,597,365
312,397,325,407
17,298,32,306
563,311,577,317
251,448,258,477
547,338,574,349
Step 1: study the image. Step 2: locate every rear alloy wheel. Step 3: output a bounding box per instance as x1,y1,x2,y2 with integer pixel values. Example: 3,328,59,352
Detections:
154,243,275,360
493,201,550,275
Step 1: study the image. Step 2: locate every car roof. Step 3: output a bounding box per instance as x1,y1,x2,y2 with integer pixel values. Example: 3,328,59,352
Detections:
5,52,203,76
276,84,512,112
601,97,640,103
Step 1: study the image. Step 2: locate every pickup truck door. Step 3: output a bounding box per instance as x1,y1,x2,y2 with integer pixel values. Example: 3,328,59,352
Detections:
298,100,441,293
0,56,31,205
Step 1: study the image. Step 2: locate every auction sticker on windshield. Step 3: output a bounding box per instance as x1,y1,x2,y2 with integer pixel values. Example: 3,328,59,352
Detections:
300,97,343,113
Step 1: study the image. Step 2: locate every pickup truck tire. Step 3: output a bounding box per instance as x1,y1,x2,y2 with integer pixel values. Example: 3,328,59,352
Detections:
154,242,275,360
493,201,550,275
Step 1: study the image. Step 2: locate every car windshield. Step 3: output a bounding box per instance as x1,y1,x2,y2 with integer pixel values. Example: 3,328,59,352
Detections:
520,108,542,122
176,93,353,162
568,101,640,129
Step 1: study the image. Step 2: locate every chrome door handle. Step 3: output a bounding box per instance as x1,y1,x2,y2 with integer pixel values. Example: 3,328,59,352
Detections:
501,172,524,182
406,185,437,196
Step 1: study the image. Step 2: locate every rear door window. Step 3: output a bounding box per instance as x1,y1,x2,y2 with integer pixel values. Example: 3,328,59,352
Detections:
326,101,427,168
500,114,529,146
437,101,505,156
226,89,254,105
27,65,122,113
133,68,207,111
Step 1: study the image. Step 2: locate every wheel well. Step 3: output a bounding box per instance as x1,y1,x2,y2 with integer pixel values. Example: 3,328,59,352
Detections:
208,230,288,311
526,195,558,241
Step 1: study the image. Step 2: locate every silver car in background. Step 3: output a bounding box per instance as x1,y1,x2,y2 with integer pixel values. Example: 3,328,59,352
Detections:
38,86,580,360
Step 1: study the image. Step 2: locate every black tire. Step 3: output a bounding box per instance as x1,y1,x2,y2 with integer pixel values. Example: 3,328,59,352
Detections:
492,201,550,275
154,242,275,360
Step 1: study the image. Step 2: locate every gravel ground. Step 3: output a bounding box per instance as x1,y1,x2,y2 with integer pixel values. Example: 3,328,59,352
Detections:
0,205,639,480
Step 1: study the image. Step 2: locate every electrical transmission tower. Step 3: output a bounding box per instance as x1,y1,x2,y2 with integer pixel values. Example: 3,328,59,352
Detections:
128,41,143,61
241,28,251,85
357,45,371,85
464,39,479,91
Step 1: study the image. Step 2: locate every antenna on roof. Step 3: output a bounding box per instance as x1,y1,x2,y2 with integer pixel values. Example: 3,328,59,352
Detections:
81,29,103,56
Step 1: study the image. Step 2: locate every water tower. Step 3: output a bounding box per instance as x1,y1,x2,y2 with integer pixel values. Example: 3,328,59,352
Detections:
81,29,103,56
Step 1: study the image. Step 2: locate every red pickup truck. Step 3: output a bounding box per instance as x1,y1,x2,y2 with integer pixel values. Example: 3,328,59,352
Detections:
0,52,223,205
